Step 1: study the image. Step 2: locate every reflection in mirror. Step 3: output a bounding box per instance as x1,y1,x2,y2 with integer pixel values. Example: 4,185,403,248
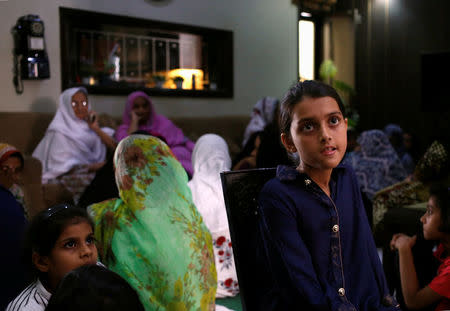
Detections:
60,7,233,97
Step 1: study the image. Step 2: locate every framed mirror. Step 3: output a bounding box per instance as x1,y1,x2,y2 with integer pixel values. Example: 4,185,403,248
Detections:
60,7,233,97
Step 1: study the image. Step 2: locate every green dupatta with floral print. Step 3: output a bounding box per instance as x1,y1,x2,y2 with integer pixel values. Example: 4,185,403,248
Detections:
88,135,217,311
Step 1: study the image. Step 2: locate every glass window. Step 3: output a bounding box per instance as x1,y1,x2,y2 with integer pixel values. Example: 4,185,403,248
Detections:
298,19,315,80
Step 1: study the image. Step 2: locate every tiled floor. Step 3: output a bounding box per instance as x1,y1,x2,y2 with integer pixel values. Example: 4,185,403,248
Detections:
216,294,242,311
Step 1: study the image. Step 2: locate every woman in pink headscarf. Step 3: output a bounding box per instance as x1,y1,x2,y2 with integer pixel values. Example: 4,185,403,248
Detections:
116,91,194,176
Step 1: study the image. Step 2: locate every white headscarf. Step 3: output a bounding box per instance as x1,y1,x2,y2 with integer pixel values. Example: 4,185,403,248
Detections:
188,134,231,232
242,96,279,147
188,134,239,298
33,87,109,182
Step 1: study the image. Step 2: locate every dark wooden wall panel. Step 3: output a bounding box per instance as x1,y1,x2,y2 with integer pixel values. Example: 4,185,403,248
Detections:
354,0,450,149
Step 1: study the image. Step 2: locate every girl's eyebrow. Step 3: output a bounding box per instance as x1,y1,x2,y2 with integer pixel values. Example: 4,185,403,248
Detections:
328,111,343,117
60,237,77,244
297,111,343,123
296,117,315,124
60,232,94,242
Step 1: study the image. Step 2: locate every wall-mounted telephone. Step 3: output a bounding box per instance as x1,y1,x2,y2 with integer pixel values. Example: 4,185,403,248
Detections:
12,14,50,94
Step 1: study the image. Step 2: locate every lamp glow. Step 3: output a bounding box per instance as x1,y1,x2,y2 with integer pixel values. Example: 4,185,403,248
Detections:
167,69,204,90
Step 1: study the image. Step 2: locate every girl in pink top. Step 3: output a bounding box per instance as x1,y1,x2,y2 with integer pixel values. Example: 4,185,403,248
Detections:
391,183,450,310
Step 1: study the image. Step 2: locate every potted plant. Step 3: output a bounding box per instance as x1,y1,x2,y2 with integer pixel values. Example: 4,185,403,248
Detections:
152,74,166,88
319,59,359,129
102,60,116,75
172,76,184,89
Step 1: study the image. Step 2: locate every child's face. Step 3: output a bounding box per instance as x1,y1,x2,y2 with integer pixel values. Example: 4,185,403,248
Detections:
421,196,444,240
41,221,98,291
281,96,347,172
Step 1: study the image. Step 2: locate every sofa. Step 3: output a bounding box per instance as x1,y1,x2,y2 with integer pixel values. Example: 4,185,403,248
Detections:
0,112,250,216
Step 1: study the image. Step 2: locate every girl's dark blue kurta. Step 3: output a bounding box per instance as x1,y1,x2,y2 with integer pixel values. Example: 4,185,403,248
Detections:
257,164,399,310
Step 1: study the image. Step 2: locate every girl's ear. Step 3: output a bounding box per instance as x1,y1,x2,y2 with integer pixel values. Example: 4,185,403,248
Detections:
281,133,297,153
32,251,50,273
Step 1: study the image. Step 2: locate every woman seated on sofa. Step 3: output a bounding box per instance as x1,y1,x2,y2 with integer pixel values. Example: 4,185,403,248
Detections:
32,87,116,204
115,91,194,177
0,143,27,212
0,143,29,310
241,96,279,147
233,101,291,170
343,129,408,201
88,134,217,310
384,123,416,175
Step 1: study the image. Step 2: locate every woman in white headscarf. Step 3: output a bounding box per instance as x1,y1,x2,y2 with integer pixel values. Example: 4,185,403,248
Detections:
242,96,279,147
32,87,116,203
188,134,239,298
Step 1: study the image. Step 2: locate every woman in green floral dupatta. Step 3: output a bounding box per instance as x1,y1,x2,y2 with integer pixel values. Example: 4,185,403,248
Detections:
88,134,217,311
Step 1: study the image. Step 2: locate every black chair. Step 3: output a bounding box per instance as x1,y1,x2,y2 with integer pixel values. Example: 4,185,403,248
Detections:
77,154,118,209
220,168,276,311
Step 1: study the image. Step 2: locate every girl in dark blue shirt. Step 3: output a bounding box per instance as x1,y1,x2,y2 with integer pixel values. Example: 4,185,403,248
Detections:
257,80,400,310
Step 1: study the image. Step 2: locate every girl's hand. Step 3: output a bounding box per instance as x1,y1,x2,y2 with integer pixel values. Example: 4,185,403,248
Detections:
390,233,417,252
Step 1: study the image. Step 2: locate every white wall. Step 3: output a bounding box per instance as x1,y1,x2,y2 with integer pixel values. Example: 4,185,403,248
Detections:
331,16,355,88
0,0,297,117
